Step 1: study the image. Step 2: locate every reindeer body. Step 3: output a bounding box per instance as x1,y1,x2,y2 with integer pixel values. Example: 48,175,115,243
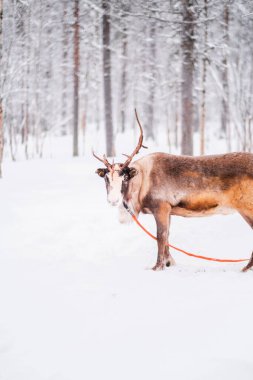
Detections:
127,152,253,218
94,110,253,271
122,152,253,270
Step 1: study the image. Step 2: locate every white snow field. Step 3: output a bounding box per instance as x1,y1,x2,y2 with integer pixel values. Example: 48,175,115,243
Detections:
0,157,253,380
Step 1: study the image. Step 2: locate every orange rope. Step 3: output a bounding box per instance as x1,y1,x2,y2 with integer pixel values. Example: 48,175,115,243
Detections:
131,214,249,263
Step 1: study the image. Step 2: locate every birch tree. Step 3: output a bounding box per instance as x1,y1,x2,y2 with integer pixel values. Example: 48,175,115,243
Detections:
73,0,80,157
146,5,156,140
102,0,114,156
199,0,208,155
119,2,129,133
181,0,196,155
220,1,230,149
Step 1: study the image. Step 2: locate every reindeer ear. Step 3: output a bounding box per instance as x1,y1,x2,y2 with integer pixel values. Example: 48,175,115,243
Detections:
129,167,138,178
96,168,107,177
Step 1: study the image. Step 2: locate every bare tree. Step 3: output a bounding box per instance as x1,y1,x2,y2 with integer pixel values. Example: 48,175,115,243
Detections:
220,1,230,149
102,0,114,156
120,3,129,133
181,0,195,155
61,0,69,136
199,0,208,155
73,0,79,156
146,7,156,140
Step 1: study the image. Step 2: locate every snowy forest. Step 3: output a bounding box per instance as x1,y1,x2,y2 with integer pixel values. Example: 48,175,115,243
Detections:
1,2,253,379
1,0,253,173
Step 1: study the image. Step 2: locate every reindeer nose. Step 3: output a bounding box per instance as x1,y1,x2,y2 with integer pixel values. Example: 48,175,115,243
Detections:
108,197,120,207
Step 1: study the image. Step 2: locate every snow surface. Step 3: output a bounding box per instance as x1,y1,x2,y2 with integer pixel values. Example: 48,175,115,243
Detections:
0,157,253,380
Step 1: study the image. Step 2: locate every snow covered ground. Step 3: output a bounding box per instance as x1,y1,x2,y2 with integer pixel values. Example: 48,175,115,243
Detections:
0,157,253,380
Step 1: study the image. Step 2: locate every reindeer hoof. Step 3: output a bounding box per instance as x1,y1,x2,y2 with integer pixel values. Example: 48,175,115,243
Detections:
242,252,253,272
166,258,176,267
242,266,253,273
152,263,165,271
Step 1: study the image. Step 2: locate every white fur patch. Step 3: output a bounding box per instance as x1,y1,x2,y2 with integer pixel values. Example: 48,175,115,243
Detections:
107,165,124,205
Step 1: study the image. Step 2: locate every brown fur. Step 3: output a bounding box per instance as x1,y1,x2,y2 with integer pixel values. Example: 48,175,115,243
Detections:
124,152,253,271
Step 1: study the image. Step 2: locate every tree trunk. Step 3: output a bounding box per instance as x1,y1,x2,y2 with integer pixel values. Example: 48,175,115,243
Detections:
61,0,68,136
120,5,129,133
199,0,208,155
19,3,31,159
34,0,43,157
146,15,156,140
181,0,195,156
221,2,230,150
102,0,114,156
73,0,79,157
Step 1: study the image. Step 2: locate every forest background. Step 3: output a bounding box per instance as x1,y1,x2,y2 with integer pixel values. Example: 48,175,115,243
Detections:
1,0,253,175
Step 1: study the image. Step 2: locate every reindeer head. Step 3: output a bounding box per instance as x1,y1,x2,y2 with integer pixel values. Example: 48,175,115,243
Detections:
93,110,146,207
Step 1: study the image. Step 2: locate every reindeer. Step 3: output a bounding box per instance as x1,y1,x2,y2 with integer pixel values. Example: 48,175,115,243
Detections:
94,111,253,272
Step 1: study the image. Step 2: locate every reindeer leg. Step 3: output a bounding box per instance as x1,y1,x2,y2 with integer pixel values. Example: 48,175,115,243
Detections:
152,203,171,271
240,212,253,272
162,215,175,267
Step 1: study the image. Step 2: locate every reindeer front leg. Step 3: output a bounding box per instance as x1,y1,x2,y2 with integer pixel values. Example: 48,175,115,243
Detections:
153,202,172,271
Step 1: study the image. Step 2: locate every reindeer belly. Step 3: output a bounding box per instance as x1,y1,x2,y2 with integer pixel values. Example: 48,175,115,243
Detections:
171,193,234,217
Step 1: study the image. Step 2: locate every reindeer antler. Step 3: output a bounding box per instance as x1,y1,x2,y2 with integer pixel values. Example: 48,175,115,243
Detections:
92,151,113,171
93,110,146,171
121,109,147,170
